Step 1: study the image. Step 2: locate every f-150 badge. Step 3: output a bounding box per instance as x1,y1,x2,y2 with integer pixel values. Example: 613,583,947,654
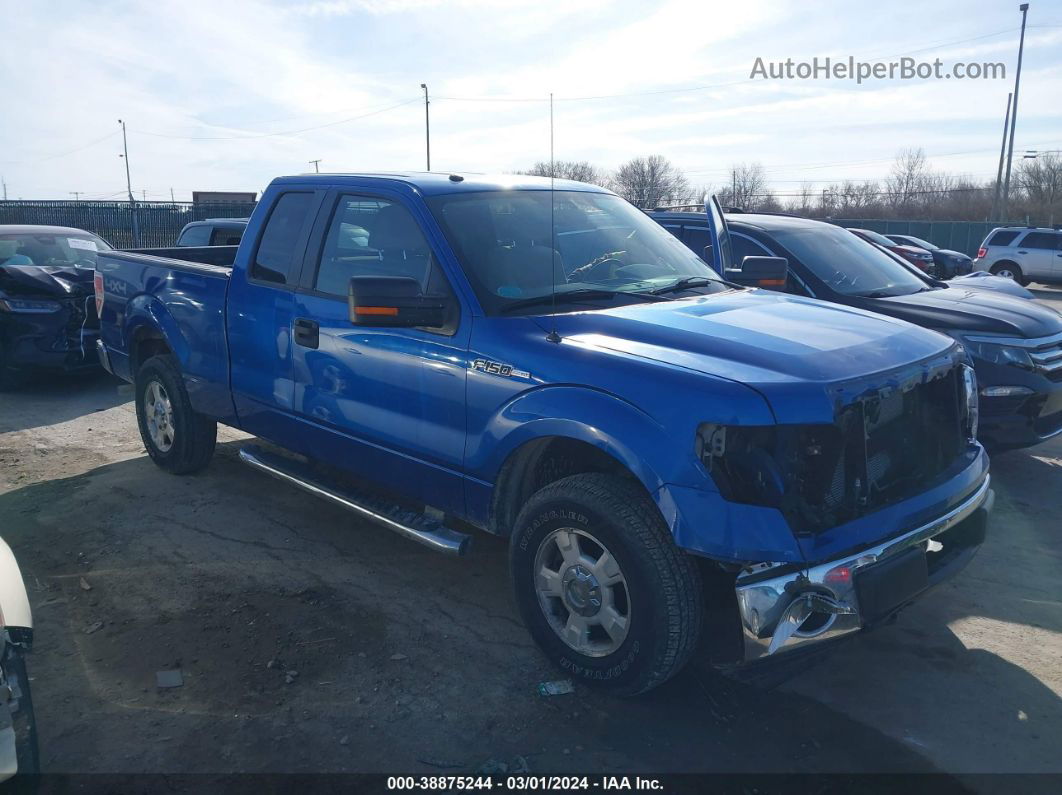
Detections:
471,358,530,379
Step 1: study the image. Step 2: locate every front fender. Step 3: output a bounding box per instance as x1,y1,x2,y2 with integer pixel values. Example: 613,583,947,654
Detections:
0,538,31,631
469,384,703,493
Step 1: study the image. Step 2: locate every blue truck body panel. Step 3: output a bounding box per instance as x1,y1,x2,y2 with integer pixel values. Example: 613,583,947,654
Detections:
95,173,987,569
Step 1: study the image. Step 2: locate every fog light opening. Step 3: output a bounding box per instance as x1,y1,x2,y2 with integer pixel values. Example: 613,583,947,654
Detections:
980,385,1035,398
794,610,836,637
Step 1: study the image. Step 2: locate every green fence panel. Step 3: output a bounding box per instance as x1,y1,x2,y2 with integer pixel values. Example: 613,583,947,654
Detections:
0,200,257,249
830,218,1022,258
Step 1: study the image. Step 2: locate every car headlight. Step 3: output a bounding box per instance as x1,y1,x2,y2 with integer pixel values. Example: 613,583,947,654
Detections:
944,333,1033,370
0,297,63,313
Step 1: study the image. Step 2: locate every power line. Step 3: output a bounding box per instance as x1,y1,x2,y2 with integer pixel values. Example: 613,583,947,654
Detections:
135,97,421,140
0,131,120,166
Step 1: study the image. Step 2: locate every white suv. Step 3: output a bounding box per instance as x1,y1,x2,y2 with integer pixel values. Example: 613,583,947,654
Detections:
973,226,1062,286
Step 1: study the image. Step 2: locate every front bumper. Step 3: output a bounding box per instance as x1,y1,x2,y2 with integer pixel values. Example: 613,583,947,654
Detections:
974,338,1062,449
1,311,100,373
734,474,992,663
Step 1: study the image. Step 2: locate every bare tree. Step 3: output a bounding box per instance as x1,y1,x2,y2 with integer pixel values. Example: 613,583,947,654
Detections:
610,155,690,208
1016,152,1062,222
885,148,933,212
520,160,607,186
719,162,768,209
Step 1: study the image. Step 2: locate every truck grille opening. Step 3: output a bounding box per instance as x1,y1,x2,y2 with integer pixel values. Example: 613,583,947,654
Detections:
781,360,967,535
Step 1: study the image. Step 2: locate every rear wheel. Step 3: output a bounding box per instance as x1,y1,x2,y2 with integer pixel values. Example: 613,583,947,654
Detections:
990,261,1029,286
510,473,702,696
135,354,217,474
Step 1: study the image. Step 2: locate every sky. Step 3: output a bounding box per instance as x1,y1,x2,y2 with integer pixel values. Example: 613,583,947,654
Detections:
1,0,1060,201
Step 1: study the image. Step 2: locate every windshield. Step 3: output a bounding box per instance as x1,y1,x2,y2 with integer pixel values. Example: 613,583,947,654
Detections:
0,232,112,269
427,190,724,314
773,223,929,297
902,235,937,250
852,229,895,247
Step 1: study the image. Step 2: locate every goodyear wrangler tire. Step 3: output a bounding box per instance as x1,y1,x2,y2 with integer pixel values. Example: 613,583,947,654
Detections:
510,473,702,696
135,354,217,475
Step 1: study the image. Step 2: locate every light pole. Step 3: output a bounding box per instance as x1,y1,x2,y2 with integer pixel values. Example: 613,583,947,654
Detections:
69,191,82,201
309,159,321,173
118,118,140,246
1001,3,1030,220
421,83,430,171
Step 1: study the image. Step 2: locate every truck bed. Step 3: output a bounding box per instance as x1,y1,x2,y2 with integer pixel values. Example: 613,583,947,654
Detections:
95,248,234,421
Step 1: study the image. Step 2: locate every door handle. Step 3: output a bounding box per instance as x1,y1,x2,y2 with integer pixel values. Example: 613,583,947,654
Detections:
293,317,319,349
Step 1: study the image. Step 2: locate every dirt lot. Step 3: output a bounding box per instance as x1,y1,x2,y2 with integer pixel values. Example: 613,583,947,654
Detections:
1,288,1061,790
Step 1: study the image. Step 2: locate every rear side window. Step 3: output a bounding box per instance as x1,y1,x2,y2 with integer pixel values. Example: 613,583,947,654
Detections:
681,226,712,262
177,224,211,246
253,193,314,284
210,227,244,246
1019,232,1059,250
987,230,1019,246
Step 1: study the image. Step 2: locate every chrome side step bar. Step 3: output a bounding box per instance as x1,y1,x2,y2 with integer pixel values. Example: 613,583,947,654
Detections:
238,445,471,556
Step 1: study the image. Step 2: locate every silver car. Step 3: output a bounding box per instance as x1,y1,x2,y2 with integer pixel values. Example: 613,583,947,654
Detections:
973,226,1062,286
0,537,37,781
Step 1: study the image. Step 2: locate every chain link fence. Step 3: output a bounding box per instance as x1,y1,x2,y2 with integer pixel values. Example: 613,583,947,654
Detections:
0,200,258,249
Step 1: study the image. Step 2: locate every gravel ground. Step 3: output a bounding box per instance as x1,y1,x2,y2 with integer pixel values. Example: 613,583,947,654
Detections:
1,287,1060,790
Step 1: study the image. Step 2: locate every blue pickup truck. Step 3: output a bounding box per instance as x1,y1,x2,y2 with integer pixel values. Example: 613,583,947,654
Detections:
94,174,993,694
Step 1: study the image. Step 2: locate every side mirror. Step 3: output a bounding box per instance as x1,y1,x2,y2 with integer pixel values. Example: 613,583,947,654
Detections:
348,276,450,328
725,256,789,289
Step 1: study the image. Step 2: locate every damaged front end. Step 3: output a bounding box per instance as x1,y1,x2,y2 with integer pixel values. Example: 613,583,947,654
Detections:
700,350,993,663
0,264,100,374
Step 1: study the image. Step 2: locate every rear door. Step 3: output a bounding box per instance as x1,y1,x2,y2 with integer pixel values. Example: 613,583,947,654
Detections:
227,189,322,446
288,189,471,515
1016,231,1057,279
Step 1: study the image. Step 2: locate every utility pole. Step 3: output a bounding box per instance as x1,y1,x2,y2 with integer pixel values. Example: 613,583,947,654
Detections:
118,119,140,246
1001,3,1030,220
70,192,82,201
991,92,1012,221
170,187,176,205
420,83,431,171
308,159,321,173
1,176,7,201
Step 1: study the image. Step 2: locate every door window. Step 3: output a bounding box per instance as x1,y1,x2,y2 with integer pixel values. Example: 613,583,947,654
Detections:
252,192,314,285
1020,232,1059,250
681,226,713,263
315,195,444,296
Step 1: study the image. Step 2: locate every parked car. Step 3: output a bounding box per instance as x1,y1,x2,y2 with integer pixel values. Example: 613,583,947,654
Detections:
1,536,38,781
653,211,1062,451
95,176,992,694
886,234,973,279
0,224,109,388
972,226,1062,286
950,271,1037,300
848,228,936,273
175,218,248,247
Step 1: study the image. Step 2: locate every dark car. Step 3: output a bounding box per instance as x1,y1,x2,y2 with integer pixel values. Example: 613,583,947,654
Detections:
652,211,1062,451
175,218,248,247
887,234,973,279
848,227,936,274
0,225,110,388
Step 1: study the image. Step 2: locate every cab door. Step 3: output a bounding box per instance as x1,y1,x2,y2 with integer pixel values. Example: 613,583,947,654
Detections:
288,189,471,515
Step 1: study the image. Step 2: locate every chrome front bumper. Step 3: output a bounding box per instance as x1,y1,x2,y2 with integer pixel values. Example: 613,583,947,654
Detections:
734,475,993,662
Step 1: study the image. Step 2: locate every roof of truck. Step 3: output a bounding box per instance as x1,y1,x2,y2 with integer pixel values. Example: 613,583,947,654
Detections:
271,172,612,196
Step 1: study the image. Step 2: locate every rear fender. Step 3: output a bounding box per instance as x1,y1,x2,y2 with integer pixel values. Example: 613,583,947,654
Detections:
0,538,31,632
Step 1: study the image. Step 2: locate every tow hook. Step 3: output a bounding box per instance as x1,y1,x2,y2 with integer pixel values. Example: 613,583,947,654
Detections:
768,592,856,654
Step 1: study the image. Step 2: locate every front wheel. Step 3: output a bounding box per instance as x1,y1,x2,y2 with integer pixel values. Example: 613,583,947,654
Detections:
510,473,702,696
135,354,217,474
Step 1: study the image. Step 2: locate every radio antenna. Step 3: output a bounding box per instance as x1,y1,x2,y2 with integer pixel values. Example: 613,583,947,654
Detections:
546,91,561,344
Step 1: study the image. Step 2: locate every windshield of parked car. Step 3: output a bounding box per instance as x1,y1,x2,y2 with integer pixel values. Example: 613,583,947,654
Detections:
0,232,112,268
852,228,895,247
901,235,938,250
427,190,726,314
772,223,930,297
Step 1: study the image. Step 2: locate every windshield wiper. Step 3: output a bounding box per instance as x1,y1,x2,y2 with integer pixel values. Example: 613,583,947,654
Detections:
500,288,668,314
650,276,716,295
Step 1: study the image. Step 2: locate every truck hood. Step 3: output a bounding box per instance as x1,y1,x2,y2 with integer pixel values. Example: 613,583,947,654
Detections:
546,290,955,423
0,264,94,299
867,285,1062,338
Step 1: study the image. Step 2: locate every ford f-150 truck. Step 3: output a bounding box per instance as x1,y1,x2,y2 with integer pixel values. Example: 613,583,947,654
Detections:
94,174,993,694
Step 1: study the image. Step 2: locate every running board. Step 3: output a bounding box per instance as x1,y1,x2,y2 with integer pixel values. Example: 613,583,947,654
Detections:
238,445,471,557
